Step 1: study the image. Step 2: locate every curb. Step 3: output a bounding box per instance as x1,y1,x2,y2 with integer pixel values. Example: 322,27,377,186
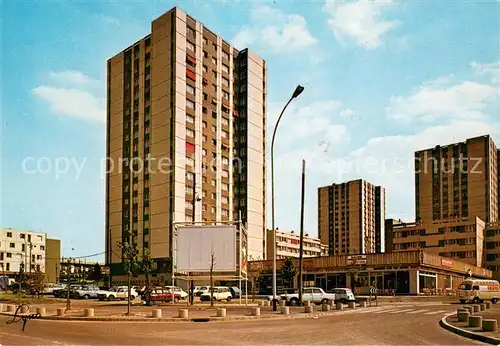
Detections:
439,312,500,345
0,305,363,323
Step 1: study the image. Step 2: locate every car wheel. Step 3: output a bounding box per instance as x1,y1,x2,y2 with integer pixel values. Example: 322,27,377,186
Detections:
130,295,136,300
492,298,498,304
341,299,347,304
174,297,179,303
227,297,232,302
460,299,466,304
108,295,115,301
83,294,90,300
290,298,299,306
321,298,329,305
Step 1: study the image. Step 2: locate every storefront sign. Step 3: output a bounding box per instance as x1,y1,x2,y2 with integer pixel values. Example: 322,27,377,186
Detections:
441,258,453,268
347,255,367,265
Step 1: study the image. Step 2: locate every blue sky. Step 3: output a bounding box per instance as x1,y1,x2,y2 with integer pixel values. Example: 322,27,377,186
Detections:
2,0,499,259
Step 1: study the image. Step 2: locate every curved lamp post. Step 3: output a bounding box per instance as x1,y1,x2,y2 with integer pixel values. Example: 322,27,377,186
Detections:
271,85,305,311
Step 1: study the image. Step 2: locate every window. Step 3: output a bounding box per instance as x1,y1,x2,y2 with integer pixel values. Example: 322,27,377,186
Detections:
187,26,195,36
222,64,229,73
202,149,207,156
203,37,207,45
20,233,25,239
212,57,217,65
212,43,217,51
186,114,195,123
186,171,194,180
186,84,195,95
10,243,15,248
186,157,195,166
6,253,12,258
222,90,229,100
211,179,216,186
222,117,229,126
222,209,229,217
202,190,207,197
202,121,207,129
186,128,195,137
222,130,229,139
202,135,207,142
211,207,216,213
186,99,195,109
186,41,195,51
6,232,12,238
37,255,42,260
222,51,229,60
202,204,207,211
222,170,229,178
203,65,208,73
222,182,229,191
211,193,216,200
185,215,193,222
212,125,216,133
222,77,229,87
186,201,193,209
203,51,208,58
186,186,194,195
222,196,228,204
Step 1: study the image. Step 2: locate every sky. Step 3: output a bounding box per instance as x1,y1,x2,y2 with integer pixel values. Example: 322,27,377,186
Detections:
1,0,499,259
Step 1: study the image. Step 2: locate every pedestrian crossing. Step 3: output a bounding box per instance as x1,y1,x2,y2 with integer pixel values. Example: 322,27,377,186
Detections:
348,306,451,317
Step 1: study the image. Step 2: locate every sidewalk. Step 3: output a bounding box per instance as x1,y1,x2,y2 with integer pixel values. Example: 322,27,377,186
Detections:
441,305,500,344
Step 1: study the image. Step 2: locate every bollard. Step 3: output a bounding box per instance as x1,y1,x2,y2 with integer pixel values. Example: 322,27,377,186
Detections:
178,309,189,319
303,300,311,307
216,308,227,317
472,305,480,313
57,308,66,317
336,302,344,311
329,300,335,307
457,308,467,316
304,305,314,313
322,304,330,312
458,310,470,323
84,308,94,317
20,305,29,314
259,301,265,307
264,300,270,307
279,300,286,307
482,319,498,332
485,301,492,309
281,306,290,315
464,306,474,315
7,305,15,313
251,307,260,316
36,307,46,316
151,309,162,318
469,315,482,328
0,304,4,312
359,301,367,308
480,303,486,311
348,302,356,309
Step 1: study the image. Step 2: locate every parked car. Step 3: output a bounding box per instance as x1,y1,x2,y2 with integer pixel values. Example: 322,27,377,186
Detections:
194,286,211,297
55,284,84,298
229,286,241,299
97,286,137,301
165,286,188,300
73,286,101,299
281,287,336,306
143,287,181,304
332,288,356,303
200,286,232,302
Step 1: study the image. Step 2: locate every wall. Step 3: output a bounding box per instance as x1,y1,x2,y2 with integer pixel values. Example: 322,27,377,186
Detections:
45,238,60,283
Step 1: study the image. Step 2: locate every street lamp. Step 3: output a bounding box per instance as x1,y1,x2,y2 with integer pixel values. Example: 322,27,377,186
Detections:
271,85,305,311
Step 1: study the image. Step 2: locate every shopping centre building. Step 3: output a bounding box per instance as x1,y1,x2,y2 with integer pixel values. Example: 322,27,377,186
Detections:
248,250,491,295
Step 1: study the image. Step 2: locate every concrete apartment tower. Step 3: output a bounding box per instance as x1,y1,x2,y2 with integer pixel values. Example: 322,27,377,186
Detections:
318,179,386,255
105,7,267,278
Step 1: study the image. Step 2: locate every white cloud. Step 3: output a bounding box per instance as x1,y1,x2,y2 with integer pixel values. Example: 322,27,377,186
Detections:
471,60,500,84
323,0,400,49
49,70,100,87
232,5,317,53
386,80,498,123
32,85,105,122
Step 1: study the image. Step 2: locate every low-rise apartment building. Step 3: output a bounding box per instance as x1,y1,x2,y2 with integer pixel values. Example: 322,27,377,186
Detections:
266,229,328,260
387,217,485,267
485,222,500,278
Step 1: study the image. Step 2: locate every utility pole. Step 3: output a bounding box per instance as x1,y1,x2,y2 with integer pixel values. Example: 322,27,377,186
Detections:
29,242,33,274
298,159,306,304
190,173,197,305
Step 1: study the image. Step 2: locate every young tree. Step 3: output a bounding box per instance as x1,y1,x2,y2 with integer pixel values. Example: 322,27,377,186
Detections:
209,252,216,308
140,250,154,305
29,270,46,299
117,238,139,316
280,257,297,289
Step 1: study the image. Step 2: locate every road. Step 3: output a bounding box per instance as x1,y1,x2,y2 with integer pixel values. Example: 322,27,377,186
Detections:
0,303,481,345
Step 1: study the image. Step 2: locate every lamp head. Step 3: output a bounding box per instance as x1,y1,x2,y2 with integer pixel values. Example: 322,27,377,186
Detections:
292,85,305,99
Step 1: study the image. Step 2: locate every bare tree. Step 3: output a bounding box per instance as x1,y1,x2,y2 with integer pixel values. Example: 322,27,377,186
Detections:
118,238,139,316
209,251,216,308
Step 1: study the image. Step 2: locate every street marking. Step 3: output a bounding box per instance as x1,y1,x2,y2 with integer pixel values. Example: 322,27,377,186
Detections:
374,309,398,314
356,308,385,314
406,309,429,314
423,310,447,315
389,309,414,314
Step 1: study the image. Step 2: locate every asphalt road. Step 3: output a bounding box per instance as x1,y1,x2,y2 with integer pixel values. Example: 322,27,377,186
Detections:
0,303,482,345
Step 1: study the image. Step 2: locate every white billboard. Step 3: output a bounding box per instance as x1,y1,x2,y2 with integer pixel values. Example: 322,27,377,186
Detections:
176,225,237,272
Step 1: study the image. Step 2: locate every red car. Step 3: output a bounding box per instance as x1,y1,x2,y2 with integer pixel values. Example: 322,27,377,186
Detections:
146,287,181,304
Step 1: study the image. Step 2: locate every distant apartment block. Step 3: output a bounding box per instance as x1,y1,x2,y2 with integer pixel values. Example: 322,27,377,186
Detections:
105,6,267,279
266,229,328,260
0,228,60,282
387,217,485,267
318,179,386,255
415,135,498,225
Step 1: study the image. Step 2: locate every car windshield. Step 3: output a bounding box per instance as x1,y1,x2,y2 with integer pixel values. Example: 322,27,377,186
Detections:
459,283,472,290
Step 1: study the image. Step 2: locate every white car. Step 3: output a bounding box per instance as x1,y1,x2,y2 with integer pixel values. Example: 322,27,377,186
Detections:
97,286,137,301
165,286,188,299
200,286,232,302
194,286,211,297
332,288,356,303
281,287,336,306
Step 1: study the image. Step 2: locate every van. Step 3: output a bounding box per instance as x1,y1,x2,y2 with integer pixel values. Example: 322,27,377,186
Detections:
457,279,500,304
200,286,232,302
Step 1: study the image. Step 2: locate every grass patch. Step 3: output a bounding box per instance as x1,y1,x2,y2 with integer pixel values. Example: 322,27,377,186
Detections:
0,293,56,305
